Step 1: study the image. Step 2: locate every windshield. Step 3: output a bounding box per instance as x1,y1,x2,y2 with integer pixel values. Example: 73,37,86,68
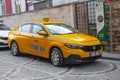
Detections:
45,24,78,35
0,24,11,30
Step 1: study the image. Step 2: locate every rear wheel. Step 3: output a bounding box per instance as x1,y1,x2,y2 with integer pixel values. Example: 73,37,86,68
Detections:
11,41,20,56
50,48,64,66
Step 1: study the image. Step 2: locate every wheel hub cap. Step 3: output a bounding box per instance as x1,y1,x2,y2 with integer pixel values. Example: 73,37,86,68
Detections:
51,50,59,65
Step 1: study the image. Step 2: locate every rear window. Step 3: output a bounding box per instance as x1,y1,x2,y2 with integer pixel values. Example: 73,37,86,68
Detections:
0,24,11,30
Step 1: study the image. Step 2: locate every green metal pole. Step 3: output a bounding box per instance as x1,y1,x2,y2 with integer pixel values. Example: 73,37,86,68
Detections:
109,3,113,53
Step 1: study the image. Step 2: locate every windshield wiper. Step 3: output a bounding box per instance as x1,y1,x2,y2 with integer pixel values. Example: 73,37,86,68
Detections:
65,32,78,34
53,33,62,35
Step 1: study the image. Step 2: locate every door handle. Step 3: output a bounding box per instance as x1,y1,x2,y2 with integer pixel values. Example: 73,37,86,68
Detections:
30,35,34,38
34,40,38,42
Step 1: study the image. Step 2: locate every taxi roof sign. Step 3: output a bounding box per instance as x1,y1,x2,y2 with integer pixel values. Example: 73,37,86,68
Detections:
43,18,50,22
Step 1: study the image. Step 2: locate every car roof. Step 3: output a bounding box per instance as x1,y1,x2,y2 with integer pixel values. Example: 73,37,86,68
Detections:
32,18,64,25
16,18,64,29
37,21,64,25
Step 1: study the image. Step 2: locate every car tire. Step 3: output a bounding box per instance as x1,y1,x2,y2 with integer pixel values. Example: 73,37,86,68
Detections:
50,48,64,66
11,41,20,56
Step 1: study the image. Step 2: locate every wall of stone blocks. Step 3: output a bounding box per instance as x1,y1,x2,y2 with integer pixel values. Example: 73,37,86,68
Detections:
105,1,120,51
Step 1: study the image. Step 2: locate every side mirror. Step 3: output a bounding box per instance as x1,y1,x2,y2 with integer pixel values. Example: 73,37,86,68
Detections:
38,31,47,36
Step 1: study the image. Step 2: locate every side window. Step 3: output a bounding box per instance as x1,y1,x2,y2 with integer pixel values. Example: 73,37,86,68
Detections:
19,26,22,31
32,24,43,34
20,24,31,33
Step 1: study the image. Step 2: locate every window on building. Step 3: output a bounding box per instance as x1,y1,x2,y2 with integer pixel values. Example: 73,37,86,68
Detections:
0,0,5,15
15,0,21,13
87,1,98,36
0,0,4,4
27,0,47,11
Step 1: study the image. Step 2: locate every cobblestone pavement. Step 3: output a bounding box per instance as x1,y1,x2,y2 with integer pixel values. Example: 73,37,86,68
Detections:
0,48,120,80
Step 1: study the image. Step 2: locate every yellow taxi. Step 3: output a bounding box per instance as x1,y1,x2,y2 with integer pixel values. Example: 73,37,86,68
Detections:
8,18,103,66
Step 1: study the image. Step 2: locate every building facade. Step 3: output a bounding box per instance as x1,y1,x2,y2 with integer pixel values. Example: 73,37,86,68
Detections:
0,0,27,16
0,0,52,16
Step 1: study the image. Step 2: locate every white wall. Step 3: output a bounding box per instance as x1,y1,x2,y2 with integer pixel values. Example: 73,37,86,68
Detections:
52,0,90,6
0,4,2,15
0,2,5,16
20,0,26,12
12,0,16,14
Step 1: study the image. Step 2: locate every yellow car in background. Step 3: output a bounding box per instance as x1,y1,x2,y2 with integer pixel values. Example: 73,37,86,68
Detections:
8,18,103,66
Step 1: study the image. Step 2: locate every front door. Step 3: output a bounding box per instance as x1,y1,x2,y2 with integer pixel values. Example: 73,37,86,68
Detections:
30,24,47,57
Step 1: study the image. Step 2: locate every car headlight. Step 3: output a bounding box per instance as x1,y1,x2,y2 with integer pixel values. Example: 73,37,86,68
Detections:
65,43,82,49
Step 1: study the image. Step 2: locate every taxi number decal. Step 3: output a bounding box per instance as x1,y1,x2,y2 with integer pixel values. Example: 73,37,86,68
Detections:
31,44,38,51
40,46,45,52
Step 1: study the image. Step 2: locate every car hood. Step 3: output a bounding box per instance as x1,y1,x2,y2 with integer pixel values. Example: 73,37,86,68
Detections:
52,33,101,46
0,30,10,37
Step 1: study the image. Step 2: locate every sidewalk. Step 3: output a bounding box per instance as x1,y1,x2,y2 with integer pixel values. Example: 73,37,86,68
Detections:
102,51,120,60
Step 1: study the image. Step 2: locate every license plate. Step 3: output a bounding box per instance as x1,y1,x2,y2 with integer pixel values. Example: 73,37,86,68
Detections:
90,52,100,57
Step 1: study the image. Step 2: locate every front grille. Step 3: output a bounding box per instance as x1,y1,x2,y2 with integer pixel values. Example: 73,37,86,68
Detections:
81,45,101,52
0,42,7,45
0,37,8,40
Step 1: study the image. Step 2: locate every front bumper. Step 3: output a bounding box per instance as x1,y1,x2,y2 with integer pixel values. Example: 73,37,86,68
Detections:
64,55,102,64
0,39,8,48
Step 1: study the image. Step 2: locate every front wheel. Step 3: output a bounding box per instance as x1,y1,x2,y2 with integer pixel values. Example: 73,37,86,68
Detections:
50,48,64,66
11,41,20,56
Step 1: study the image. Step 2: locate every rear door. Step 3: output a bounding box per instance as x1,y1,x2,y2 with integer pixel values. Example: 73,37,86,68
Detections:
18,24,32,53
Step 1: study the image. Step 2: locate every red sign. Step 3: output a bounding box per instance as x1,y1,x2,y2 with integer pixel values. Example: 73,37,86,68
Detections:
5,0,12,14
106,0,114,2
